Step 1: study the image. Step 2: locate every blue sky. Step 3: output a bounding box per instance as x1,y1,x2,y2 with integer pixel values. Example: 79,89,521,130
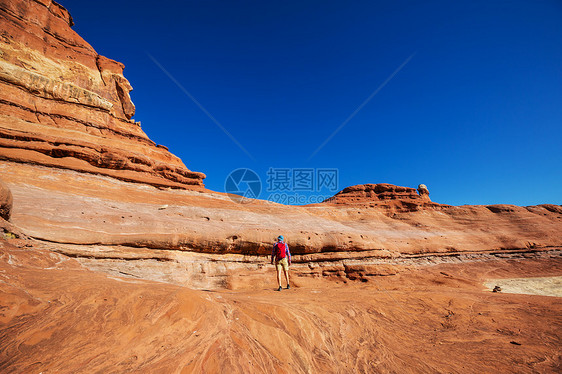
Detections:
67,0,561,206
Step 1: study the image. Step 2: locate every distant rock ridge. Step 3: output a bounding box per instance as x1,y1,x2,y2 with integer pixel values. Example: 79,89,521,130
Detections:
324,183,443,212
0,0,205,189
329,183,425,201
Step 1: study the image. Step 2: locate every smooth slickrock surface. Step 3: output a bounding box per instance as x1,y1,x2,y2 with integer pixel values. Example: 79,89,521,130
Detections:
485,277,562,297
3,162,562,260
1,232,561,373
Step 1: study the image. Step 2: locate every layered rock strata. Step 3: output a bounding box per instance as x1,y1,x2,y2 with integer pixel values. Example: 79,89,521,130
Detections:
1,3,561,373
3,163,562,260
0,0,205,189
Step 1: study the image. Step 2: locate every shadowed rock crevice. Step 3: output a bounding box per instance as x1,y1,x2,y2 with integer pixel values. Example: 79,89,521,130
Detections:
0,177,12,220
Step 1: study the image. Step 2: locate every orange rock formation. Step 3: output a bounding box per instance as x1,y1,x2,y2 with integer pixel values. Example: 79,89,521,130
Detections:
0,0,205,189
0,1,561,373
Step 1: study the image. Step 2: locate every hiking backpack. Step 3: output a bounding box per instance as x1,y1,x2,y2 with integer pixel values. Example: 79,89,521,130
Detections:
274,242,287,259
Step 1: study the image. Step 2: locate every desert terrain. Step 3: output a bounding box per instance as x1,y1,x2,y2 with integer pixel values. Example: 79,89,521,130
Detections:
0,1,561,373
1,228,561,373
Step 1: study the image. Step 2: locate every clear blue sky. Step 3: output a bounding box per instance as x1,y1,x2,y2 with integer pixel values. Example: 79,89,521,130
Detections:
67,0,561,206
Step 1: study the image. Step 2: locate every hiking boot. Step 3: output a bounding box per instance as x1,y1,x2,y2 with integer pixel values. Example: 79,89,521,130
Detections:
286,284,290,289
277,286,282,291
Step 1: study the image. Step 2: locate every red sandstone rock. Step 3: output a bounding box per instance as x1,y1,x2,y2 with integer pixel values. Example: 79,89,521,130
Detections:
327,183,430,202
0,234,560,373
0,0,205,189
3,163,562,260
2,0,561,260
324,183,443,212
417,183,430,200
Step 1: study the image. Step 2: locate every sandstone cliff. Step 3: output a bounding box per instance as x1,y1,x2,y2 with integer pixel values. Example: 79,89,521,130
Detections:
0,0,205,189
0,176,11,220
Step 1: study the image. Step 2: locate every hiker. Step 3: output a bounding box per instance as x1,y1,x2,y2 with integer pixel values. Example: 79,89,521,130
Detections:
271,235,291,291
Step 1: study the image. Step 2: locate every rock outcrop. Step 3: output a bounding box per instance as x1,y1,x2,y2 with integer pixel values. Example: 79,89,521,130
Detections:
324,183,442,212
0,0,205,189
0,0,561,278
417,183,430,199
2,0,560,265
0,176,11,220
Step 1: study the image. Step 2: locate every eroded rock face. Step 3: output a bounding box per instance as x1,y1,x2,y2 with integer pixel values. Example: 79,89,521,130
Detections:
417,183,430,199
324,183,439,212
1,3,561,373
328,183,429,201
0,0,205,189
0,176,12,220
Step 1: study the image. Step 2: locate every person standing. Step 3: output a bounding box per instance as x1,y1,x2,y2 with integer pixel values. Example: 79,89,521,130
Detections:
271,235,291,291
